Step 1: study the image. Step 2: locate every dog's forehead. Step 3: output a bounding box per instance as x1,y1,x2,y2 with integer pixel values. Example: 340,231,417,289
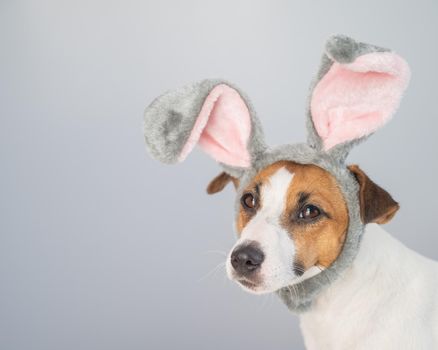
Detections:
258,167,295,211
246,160,336,196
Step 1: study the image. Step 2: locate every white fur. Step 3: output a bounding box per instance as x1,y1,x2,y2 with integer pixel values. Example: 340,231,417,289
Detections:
300,223,438,349
226,167,299,294
227,167,438,348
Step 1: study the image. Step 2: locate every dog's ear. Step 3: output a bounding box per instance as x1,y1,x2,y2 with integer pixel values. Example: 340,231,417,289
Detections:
206,172,239,194
307,35,410,161
348,165,399,224
144,80,267,176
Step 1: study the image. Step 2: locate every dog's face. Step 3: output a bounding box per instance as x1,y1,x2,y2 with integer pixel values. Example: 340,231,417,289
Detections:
207,160,399,295
227,161,349,294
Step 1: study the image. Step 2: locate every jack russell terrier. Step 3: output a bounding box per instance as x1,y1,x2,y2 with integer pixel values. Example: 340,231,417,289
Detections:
143,35,438,349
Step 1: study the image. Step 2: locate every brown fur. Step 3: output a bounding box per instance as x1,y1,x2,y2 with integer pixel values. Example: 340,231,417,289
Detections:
206,172,239,194
348,165,399,224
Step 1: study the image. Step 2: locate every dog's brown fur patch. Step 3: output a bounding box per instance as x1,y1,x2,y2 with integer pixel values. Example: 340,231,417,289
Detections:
281,162,349,269
348,164,399,224
207,172,239,194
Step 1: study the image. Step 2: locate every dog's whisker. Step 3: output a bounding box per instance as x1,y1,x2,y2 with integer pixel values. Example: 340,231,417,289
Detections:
287,284,298,301
201,250,227,257
289,284,297,299
197,261,226,282
293,284,300,300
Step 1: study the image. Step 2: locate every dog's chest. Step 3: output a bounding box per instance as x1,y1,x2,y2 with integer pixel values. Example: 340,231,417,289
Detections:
298,224,438,350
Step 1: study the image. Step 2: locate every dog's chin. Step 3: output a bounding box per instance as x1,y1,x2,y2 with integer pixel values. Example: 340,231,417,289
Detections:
234,277,290,295
235,279,270,295
228,270,296,295
233,266,325,295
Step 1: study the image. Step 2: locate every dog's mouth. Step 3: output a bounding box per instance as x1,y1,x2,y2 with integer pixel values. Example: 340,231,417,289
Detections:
231,265,326,295
234,277,279,295
237,278,258,289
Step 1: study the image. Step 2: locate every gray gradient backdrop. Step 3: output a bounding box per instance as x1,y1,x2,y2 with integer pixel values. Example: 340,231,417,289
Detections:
1,1,437,349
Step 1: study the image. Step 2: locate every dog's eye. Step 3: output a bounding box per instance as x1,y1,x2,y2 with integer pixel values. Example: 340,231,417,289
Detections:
241,193,257,210
298,205,321,220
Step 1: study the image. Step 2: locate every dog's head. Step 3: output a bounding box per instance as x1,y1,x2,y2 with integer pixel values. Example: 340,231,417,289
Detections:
144,35,410,304
208,161,398,294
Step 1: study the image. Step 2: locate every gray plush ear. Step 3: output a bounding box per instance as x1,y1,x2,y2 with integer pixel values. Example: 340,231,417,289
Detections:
306,35,410,162
144,79,266,176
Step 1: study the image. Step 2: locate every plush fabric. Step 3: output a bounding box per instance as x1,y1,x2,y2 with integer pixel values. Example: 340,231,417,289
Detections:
143,35,410,312
179,84,253,167
143,79,267,178
311,52,410,150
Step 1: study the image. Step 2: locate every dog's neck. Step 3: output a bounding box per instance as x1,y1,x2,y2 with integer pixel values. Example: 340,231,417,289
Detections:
299,223,434,349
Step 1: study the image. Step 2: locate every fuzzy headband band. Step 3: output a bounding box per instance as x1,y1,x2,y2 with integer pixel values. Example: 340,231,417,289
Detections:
143,35,410,312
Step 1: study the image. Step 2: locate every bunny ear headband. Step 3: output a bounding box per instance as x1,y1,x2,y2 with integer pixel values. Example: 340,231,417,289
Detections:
144,35,410,312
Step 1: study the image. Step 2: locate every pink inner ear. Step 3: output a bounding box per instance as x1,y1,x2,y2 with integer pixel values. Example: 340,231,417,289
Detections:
178,84,252,167
311,52,410,150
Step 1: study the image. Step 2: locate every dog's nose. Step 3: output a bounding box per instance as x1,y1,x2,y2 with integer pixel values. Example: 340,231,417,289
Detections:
231,244,264,275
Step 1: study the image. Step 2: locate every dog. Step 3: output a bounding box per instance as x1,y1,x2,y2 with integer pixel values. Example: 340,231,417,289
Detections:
208,161,438,349
143,35,438,349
